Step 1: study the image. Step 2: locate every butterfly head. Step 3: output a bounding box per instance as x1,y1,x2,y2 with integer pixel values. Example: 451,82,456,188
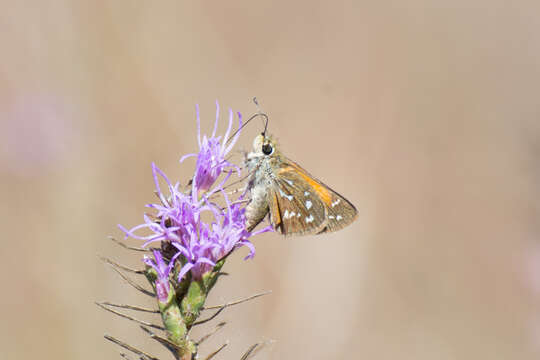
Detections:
245,133,283,177
250,133,280,157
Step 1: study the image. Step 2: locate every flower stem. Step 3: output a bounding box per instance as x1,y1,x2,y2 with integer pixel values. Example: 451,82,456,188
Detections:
146,267,196,359
180,260,225,328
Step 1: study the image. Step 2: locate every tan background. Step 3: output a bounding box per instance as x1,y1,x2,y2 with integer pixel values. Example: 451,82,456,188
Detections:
1,1,539,359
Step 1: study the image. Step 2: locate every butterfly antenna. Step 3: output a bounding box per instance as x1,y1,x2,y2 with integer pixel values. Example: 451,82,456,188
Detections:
225,98,269,145
253,97,269,137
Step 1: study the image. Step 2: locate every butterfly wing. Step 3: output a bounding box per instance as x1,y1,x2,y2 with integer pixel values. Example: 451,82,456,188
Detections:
266,158,358,235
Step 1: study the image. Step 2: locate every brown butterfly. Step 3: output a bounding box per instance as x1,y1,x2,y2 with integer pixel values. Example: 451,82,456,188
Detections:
244,130,358,236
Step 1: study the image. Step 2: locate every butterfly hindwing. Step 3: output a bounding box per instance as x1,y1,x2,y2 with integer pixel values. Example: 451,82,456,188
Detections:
267,171,328,235
318,191,358,233
273,158,358,235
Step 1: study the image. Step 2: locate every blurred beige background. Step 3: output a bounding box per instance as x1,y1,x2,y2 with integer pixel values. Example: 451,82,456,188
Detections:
1,1,539,359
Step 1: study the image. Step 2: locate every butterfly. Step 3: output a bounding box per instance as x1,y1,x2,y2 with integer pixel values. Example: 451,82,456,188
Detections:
244,131,358,236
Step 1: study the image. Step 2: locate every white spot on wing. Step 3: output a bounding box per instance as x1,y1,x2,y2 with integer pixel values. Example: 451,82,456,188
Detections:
305,200,312,209
284,210,299,220
329,215,335,219
286,179,294,186
305,215,314,223
331,199,341,207
297,212,301,218
279,188,294,201
336,215,343,221
304,191,310,196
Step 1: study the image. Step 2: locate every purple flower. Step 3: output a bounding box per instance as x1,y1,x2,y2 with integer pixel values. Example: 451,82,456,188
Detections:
143,250,180,303
180,101,242,192
118,163,217,246
174,191,271,281
119,103,272,285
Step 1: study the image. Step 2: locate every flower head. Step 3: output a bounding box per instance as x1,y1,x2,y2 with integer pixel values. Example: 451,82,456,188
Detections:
143,250,179,303
119,103,271,284
173,190,271,281
180,101,242,192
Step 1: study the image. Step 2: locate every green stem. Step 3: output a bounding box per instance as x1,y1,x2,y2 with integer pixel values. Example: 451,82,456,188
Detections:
145,259,226,359
180,260,225,328
145,268,196,359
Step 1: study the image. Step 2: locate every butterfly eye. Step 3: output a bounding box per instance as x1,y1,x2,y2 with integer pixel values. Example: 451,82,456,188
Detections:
262,143,274,155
